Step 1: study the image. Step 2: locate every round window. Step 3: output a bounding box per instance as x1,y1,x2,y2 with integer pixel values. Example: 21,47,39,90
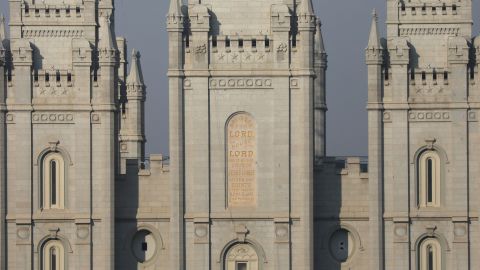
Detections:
329,229,355,262
131,230,157,263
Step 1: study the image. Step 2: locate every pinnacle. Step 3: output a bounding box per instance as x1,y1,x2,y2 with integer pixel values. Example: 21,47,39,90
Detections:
127,49,144,86
367,9,381,49
0,13,6,42
298,0,314,15
316,20,326,53
99,15,116,49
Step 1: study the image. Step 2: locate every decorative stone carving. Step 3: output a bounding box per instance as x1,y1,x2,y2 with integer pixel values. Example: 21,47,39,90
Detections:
49,227,60,238
383,112,392,122
184,79,192,89
91,113,101,124
38,87,69,96
6,114,14,124
23,29,84,38
399,27,459,36
290,78,299,89
393,223,408,243
210,78,273,90
277,42,288,53
33,113,75,124
453,217,469,243
16,227,30,240
425,138,437,150
235,224,249,243
49,141,60,152
76,226,90,240
274,222,290,243
468,111,477,122
226,243,259,270
195,44,207,55
194,223,209,244
425,225,437,237
409,111,450,122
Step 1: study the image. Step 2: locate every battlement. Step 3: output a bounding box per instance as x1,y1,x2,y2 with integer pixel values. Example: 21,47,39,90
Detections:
195,0,290,35
387,0,472,38
399,2,460,17
22,4,84,19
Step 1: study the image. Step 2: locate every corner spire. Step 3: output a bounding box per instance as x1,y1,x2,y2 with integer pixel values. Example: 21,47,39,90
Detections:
367,9,381,49
99,15,115,49
298,0,314,15
127,49,144,86
315,21,325,53
0,14,6,42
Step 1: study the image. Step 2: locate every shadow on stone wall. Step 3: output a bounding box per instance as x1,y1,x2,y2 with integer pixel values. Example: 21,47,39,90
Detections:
314,157,368,270
115,159,140,269
314,158,342,270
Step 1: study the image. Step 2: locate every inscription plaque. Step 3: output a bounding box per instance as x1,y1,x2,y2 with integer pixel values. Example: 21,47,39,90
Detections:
227,113,257,207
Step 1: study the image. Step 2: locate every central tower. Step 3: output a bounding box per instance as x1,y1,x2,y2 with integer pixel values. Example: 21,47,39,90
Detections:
167,0,326,269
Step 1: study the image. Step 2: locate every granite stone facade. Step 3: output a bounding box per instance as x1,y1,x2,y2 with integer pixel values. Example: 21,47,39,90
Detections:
0,0,476,270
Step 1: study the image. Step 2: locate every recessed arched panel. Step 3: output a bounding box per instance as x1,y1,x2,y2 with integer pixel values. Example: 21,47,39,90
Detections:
41,152,65,210
418,150,441,208
226,112,257,208
225,244,259,270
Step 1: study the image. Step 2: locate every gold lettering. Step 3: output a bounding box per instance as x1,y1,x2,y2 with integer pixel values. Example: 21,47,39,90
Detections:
227,113,257,208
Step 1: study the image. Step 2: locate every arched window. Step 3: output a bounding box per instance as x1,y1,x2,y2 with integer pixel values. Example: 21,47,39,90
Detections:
225,244,259,270
42,153,65,210
418,150,441,208
419,238,442,270
42,240,65,270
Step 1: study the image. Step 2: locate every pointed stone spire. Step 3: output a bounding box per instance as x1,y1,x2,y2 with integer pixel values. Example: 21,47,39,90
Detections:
127,49,144,86
99,15,115,49
367,9,381,49
298,0,314,15
0,14,6,42
315,21,326,53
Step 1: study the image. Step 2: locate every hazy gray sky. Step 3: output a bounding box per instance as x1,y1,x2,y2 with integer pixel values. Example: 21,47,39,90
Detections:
1,1,479,157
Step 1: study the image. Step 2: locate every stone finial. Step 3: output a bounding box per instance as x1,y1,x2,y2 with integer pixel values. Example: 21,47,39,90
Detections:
298,0,314,15
315,20,326,53
367,9,381,49
99,15,116,49
127,49,145,86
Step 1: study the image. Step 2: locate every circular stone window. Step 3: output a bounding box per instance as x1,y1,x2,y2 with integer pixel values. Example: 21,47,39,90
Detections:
329,229,355,263
131,230,157,263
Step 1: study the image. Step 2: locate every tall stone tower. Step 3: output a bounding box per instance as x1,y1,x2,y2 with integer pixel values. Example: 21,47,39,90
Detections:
368,0,477,269
0,14,7,270
0,0,137,268
167,0,325,269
